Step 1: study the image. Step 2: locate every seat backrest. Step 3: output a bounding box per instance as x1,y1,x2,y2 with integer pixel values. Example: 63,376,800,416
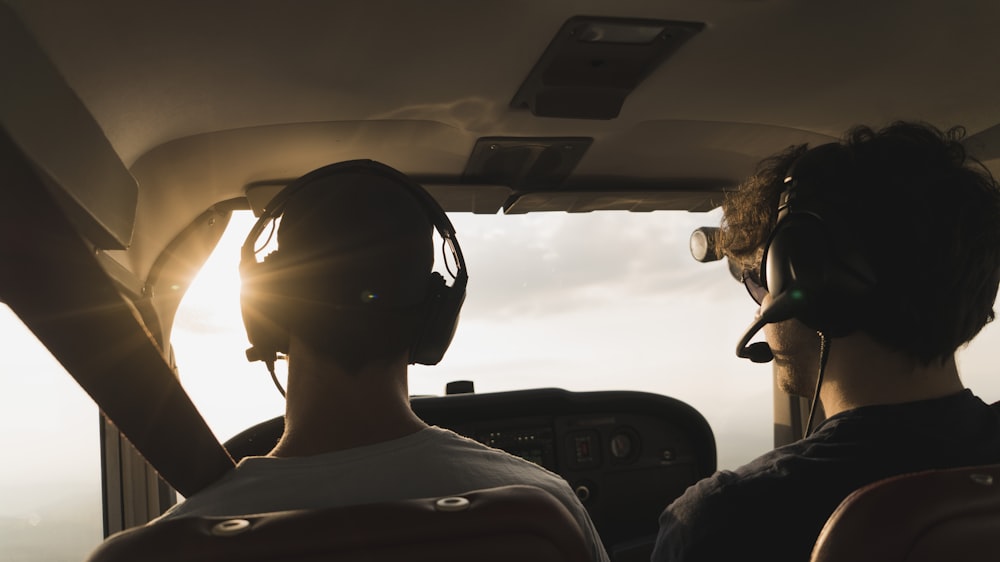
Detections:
811,463,1000,562
86,485,592,562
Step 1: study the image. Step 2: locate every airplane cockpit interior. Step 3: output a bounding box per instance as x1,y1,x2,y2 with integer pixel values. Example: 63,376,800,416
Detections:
2,1,1000,561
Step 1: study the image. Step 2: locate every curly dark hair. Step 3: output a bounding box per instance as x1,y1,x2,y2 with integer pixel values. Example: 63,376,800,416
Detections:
719,121,1000,363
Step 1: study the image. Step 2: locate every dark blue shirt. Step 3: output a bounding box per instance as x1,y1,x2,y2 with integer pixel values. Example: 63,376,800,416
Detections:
652,390,1000,562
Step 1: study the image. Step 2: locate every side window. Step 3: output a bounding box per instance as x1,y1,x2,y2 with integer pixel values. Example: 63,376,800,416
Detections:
172,212,287,448
0,305,103,560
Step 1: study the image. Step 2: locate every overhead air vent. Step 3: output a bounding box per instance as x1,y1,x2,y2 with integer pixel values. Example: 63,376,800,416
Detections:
511,16,705,120
462,137,592,189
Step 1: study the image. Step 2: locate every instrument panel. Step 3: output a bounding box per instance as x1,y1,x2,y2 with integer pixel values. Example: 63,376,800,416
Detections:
225,388,716,558
415,390,716,550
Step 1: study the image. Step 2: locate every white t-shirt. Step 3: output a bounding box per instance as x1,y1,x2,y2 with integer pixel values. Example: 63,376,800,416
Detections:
156,426,609,562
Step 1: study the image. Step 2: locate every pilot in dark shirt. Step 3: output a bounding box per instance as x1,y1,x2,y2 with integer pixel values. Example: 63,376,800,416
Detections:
654,122,1000,561
655,390,1000,561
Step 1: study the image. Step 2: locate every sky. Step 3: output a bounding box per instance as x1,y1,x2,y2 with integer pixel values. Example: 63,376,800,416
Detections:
5,207,1000,560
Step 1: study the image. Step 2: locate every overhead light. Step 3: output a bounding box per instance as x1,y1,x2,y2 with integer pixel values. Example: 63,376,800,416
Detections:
510,16,705,120
575,21,668,44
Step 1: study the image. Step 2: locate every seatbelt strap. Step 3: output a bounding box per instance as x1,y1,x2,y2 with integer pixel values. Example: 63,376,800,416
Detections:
0,129,235,498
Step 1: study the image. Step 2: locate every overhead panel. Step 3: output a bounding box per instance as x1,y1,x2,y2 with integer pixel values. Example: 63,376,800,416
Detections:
511,16,705,120
462,137,593,189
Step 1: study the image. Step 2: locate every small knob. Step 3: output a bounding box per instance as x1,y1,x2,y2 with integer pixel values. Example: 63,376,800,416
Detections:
211,519,251,537
435,497,471,512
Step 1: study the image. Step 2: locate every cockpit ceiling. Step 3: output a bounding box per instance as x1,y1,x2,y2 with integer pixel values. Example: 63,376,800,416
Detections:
5,0,1000,281
10,0,1000,169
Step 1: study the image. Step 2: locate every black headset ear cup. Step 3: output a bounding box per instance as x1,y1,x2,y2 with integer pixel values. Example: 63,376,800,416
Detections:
763,205,877,337
764,214,839,333
240,160,468,367
240,252,290,363
410,272,467,365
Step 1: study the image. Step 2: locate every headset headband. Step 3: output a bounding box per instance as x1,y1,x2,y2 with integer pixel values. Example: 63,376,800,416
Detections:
240,159,467,368
241,159,467,291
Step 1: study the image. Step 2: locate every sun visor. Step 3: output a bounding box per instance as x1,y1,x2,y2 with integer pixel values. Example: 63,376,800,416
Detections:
504,188,724,213
245,180,512,216
1,5,137,249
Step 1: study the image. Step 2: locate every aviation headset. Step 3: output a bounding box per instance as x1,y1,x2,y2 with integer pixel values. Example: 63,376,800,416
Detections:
737,143,878,362
240,159,467,368
761,143,879,335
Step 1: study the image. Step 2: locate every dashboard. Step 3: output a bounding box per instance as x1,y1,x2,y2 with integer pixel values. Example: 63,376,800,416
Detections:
224,387,716,558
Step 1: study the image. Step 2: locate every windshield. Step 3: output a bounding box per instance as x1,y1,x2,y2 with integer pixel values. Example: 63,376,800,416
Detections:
171,209,1000,471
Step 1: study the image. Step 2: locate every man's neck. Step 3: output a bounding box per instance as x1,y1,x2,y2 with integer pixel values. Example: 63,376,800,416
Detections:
818,332,964,418
269,344,428,458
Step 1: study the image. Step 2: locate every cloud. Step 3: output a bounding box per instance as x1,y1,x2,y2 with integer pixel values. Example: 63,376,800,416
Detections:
170,208,742,333
449,209,736,318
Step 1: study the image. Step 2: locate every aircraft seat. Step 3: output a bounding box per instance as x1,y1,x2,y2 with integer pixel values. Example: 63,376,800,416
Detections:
86,485,592,561
810,463,1000,562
